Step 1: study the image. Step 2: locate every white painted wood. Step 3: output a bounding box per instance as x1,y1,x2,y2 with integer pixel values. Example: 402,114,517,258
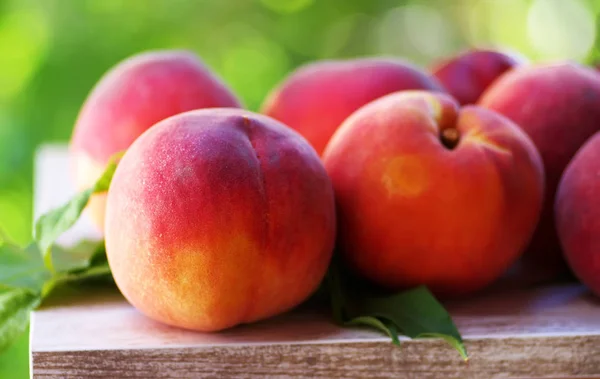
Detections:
30,145,600,378
33,144,102,246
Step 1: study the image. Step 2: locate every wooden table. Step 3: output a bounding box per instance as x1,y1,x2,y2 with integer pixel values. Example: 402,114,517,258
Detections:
30,145,600,378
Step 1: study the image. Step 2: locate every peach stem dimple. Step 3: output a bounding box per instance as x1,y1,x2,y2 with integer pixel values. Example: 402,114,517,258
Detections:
440,128,460,150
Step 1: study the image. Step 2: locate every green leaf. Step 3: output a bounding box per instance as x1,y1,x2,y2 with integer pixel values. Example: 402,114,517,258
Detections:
346,316,401,345
0,240,112,351
417,332,468,358
93,151,123,192
46,240,110,295
34,188,94,259
0,287,41,352
347,286,468,360
0,242,50,294
50,240,105,273
33,153,120,262
53,240,111,285
384,320,401,346
0,153,121,353
56,261,111,284
327,255,468,360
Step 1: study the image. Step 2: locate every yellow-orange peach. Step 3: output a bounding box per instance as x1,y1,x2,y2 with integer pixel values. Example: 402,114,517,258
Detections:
104,108,336,331
261,58,445,155
70,50,241,233
323,91,544,297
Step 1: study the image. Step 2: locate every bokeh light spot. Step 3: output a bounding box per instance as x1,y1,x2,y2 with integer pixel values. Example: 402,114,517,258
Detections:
527,0,595,60
465,0,532,56
401,5,456,59
375,5,456,64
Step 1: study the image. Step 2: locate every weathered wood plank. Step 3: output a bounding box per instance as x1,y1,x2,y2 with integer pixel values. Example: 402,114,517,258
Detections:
30,335,600,379
30,145,600,379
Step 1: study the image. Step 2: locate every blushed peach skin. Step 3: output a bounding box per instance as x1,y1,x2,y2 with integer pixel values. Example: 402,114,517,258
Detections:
479,62,600,281
261,58,445,155
555,132,600,297
323,91,544,297
431,48,526,105
70,50,242,233
104,108,336,331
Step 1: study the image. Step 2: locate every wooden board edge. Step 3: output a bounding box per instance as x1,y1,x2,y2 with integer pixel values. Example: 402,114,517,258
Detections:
32,334,600,379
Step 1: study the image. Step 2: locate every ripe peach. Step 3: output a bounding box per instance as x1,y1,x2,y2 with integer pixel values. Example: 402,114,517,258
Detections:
479,62,600,280
431,48,526,105
260,58,445,155
555,132,600,297
323,91,544,297
104,108,336,331
70,50,242,233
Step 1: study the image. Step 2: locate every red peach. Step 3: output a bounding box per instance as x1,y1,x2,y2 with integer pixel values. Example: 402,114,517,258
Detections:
323,91,544,297
555,131,600,297
104,108,336,331
431,48,526,105
70,50,242,233
261,58,445,155
479,62,600,281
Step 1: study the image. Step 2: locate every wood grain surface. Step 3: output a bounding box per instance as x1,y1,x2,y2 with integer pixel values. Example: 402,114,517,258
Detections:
30,145,600,379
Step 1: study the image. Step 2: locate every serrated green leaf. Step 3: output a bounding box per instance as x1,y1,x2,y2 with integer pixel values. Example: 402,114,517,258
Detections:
346,286,468,360
45,240,110,296
0,242,50,294
53,241,111,285
0,239,112,351
33,154,120,260
0,154,120,353
0,287,41,352
326,255,468,360
50,240,105,273
33,188,94,260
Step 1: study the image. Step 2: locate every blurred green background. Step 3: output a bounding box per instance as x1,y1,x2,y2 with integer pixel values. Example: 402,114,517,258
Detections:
1,0,599,377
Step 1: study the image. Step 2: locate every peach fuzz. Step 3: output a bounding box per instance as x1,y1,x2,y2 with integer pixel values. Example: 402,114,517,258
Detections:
555,132,600,297
260,58,445,155
431,48,526,105
70,50,242,233
479,62,600,280
104,108,336,332
323,91,544,297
